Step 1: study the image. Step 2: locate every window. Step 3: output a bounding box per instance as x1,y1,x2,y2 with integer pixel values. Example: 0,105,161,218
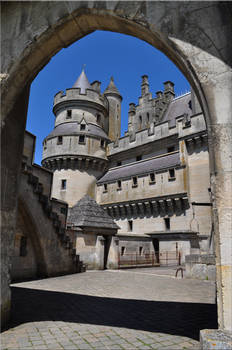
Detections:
117,180,121,190
66,110,72,118
168,168,175,180
100,139,105,148
139,246,143,256
97,114,101,124
128,220,133,232
121,246,126,256
19,236,27,257
103,183,107,192
139,115,142,127
149,173,155,183
147,113,149,123
80,124,86,130
164,218,170,230
57,136,63,144
132,176,138,187
61,179,67,190
79,135,85,144
117,161,122,166
43,140,47,150
167,146,175,153
136,155,142,161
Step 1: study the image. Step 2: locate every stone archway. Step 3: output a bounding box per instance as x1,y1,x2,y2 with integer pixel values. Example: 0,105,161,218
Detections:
1,1,231,337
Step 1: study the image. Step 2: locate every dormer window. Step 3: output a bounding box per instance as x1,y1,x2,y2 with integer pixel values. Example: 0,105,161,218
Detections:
79,135,85,144
80,124,86,130
57,136,63,145
132,176,138,187
67,110,72,119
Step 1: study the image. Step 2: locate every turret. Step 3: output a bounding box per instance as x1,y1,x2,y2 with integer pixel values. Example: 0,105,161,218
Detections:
104,77,122,142
42,68,109,207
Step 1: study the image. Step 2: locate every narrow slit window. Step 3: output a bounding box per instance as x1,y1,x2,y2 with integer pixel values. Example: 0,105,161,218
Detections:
19,236,27,257
43,140,47,149
100,139,105,148
121,246,126,256
128,220,133,232
57,136,63,144
67,110,72,119
117,180,121,190
61,179,67,190
139,246,143,256
79,135,85,144
164,218,170,230
103,183,107,192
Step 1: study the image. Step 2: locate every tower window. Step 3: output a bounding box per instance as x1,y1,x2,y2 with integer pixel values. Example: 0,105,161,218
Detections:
128,220,133,232
80,124,86,130
97,114,101,124
79,135,85,144
43,140,47,150
164,218,170,230
57,136,63,144
100,139,105,148
103,184,107,192
19,236,27,257
168,168,176,180
61,179,67,190
149,173,155,183
117,180,121,190
136,155,142,161
132,176,138,187
139,115,142,127
66,110,72,119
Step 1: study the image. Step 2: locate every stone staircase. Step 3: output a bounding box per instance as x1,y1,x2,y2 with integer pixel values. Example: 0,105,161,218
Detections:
21,156,86,275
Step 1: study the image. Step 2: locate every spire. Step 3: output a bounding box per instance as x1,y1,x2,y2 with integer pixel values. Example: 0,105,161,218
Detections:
141,74,150,96
104,76,121,97
73,67,91,93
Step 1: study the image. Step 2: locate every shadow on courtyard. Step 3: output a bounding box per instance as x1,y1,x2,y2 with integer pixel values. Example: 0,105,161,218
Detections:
8,286,217,340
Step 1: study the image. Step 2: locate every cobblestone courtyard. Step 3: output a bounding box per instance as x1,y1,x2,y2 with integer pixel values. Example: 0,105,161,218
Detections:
1,268,217,349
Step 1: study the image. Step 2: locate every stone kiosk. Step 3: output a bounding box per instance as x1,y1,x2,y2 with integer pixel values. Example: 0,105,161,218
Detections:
67,195,119,270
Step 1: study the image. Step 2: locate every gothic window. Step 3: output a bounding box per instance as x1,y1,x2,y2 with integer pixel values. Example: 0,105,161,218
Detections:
79,135,85,144
168,168,176,180
66,110,72,119
57,136,63,144
61,179,67,190
80,124,86,130
19,236,27,257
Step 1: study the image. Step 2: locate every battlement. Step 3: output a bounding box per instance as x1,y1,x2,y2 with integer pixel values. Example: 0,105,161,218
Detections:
53,88,108,111
108,113,206,156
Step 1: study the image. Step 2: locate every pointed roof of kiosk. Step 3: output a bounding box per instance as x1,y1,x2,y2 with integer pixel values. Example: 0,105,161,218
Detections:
104,76,122,97
73,67,91,93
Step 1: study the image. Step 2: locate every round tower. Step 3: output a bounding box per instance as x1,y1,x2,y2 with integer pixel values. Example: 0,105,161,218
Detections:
104,77,122,142
42,69,110,207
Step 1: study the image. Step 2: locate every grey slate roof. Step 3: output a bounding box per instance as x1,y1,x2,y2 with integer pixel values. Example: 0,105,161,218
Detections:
98,152,180,184
104,77,121,96
67,195,119,229
46,122,110,140
73,69,91,93
162,93,193,127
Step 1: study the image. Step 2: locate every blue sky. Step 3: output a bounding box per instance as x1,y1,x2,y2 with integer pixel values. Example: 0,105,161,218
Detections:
26,30,190,164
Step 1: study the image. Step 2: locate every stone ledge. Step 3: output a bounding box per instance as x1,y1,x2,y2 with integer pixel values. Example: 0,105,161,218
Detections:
200,329,232,349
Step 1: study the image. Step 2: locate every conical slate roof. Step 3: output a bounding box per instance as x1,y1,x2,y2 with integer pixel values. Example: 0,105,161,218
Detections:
73,68,91,93
67,195,119,230
104,76,121,96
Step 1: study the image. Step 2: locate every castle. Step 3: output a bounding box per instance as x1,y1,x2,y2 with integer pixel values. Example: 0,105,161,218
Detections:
38,68,212,272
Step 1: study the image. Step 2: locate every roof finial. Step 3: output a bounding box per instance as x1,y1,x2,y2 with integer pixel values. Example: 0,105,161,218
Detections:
82,63,86,71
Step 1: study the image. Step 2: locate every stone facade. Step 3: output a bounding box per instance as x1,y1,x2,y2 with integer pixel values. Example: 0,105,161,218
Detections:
41,70,212,271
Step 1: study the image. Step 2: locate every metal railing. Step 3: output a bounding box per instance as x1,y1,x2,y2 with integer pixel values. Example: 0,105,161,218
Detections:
118,251,181,268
